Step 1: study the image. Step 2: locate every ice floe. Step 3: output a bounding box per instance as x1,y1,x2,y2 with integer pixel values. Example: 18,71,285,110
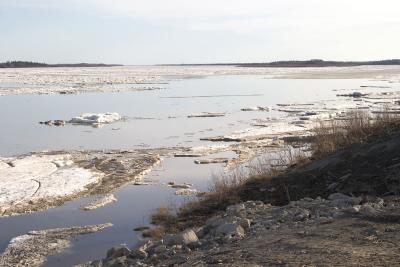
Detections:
1,65,400,96
241,106,272,112
188,112,225,118
0,154,104,215
69,112,122,125
0,223,112,267
81,194,117,211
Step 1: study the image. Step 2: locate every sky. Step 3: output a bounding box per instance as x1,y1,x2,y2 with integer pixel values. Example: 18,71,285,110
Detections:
0,0,399,64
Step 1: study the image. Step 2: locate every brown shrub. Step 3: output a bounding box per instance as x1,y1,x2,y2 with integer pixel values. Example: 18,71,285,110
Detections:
312,110,400,159
142,227,166,239
151,205,178,229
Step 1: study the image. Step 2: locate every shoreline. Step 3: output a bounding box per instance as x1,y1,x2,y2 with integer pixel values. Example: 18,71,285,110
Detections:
90,118,400,266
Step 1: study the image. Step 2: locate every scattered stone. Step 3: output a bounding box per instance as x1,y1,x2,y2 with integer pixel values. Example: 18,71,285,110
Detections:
91,194,400,267
164,229,199,246
153,245,167,254
328,193,362,207
106,245,131,259
215,223,245,237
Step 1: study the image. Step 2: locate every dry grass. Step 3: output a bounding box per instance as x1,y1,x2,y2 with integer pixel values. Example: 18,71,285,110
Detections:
312,110,400,159
151,148,311,231
141,227,166,239
151,205,178,227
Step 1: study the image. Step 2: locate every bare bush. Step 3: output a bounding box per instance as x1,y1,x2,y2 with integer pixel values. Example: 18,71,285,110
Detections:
312,110,400,158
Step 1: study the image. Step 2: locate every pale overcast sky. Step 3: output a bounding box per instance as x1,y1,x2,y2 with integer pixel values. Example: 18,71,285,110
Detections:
1,0,399,64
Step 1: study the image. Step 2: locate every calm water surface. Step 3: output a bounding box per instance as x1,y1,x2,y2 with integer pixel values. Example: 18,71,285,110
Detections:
0,76,376,156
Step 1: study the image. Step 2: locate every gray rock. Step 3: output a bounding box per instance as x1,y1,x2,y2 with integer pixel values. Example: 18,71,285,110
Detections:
187,241,201,250
130,248,148,259
194,226,206,239
205,216,226,228
293,209,310,221
360,204,377,215
328,193,351,200
103,256,136,267
137,240,154,252
239,218,251,229
89,260,103,267
226,204,245,216
153,245,167,254
164,229,199,246
215,223,245,237
344,205,361,213
328,193,362,207
106,246,131,259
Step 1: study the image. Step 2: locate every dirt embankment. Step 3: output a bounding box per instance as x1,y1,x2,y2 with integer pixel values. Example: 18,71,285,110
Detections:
238,130,400,205
87,129,400,266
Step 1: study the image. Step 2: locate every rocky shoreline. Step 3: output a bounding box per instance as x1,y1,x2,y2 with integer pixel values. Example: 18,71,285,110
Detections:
87,194,400,266
82,121,400,266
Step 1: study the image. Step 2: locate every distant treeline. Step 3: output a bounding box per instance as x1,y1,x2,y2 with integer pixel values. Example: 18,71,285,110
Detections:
238,59,400,68
0,61,122,68
163,59,400,68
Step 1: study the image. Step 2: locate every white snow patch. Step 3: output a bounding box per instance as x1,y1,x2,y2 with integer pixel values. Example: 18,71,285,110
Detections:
0,154,104,208
241,106,271,112
69,113,122,125
225,123,307,140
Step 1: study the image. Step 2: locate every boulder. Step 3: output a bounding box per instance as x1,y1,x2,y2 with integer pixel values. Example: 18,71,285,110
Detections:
103,256,137,267
293,209,310,221
153,245,167,254
164,229,199,246
239,218,251,229
214,223,245,237
106,245,131,259
130,249,148,259
328,193,362,207
226,204,245,216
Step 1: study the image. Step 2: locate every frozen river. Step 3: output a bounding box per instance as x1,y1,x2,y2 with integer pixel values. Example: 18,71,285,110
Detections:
1,66,400,266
